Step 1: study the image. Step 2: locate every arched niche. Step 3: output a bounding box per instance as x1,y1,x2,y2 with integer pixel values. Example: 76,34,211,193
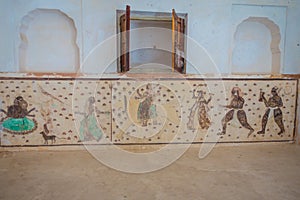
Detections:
232,17,281,74
19,9,79,73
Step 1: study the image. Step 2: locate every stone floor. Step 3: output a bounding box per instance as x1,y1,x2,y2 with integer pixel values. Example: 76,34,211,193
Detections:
0,143,300,200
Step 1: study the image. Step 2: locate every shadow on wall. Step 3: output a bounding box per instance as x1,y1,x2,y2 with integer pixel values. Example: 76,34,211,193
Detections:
232,17,281,74
19,9,79,73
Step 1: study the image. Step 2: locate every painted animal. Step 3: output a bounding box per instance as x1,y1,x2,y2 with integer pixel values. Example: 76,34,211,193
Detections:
40,124,56,145
40,131,56,145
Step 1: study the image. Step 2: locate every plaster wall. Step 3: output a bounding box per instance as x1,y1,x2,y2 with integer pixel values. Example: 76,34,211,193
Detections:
232,21,272,73
0,0,299,74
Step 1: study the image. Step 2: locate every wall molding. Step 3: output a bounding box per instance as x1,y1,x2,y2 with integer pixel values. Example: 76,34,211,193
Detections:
232,0,295,7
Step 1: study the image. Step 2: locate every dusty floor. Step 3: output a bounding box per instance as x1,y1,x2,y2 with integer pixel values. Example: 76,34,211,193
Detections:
0,143,300,200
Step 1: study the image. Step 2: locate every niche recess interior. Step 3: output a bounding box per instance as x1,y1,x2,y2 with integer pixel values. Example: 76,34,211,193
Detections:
117,6,187,73
232,17,281,74
19,9,79,73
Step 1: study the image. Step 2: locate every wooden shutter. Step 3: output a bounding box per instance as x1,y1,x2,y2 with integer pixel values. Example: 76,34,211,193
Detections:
172,9,185,73
120,5,130,72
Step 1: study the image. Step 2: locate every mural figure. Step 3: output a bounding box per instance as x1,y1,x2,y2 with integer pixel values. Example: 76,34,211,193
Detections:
219,87,254,137
187,89,212,130
0,96,37,134
257,86,285,135
136,83,160,127
76,97,103,142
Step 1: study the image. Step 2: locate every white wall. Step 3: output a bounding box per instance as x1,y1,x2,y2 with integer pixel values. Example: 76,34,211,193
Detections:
0,0,82,72
0,0,299,74
19,9,79,72
284,1,300,74
230,4,287,74
0,0,16,72
232,21,272,73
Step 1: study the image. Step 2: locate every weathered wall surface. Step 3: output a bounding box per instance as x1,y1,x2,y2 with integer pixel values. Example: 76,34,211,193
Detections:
0,0,299,74
0,77,297,146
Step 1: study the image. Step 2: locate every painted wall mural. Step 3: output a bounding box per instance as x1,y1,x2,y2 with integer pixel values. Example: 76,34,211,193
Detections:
219,87,254,137
0,79,112,146
187,86,213,130
257,86,285,135
112,81,183,143
0,78,297,146
1,96,37,134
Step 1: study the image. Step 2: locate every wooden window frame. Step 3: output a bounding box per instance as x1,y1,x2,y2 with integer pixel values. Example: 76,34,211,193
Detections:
116,6,187,73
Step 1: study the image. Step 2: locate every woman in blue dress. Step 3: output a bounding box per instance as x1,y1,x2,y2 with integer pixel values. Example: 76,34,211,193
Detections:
78,97,103,142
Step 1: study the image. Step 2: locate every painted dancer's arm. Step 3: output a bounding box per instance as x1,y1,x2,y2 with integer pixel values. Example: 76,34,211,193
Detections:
261,94,269,107
0,109,7,115
220,101,233,109
205,95,212,104
26,108,35,116
277,96,283,107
